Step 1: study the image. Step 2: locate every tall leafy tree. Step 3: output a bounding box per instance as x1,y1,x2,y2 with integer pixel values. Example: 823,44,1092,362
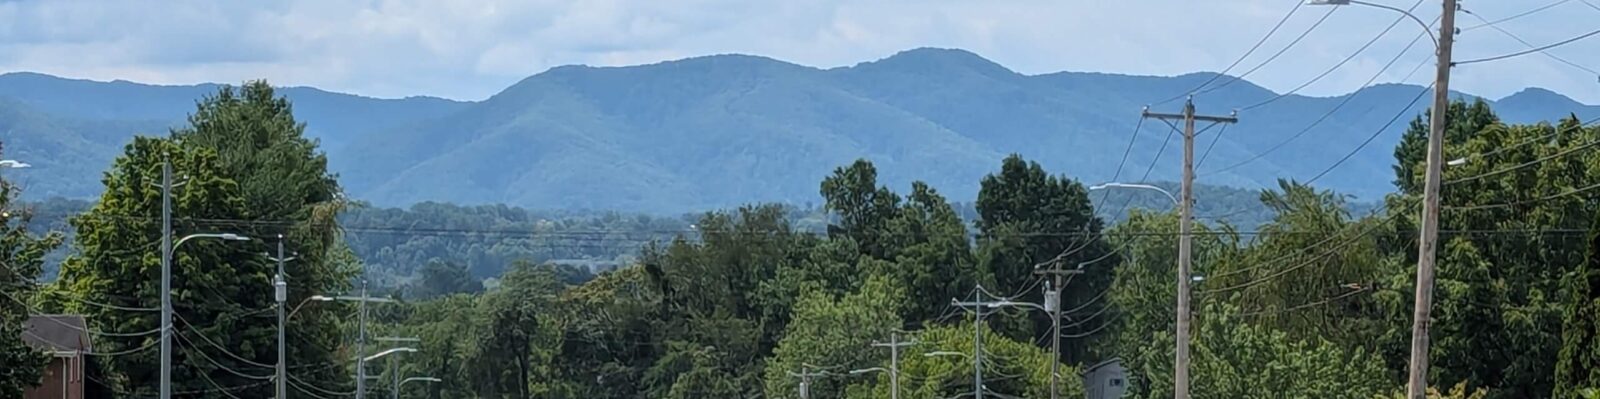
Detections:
975,154,1111,361
1387,108,1597,398
470,261,561,397
54,137,270,396
0,156,65,398
170,81,354,387
821,159,902,259
762,274,904,399
1556,214,1600,398
842,323,1079,399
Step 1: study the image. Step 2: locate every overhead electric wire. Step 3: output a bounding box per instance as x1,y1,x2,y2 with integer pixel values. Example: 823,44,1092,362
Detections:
172,326,274,380
1060,314,1117,339
1201,200,1411,290
1195,124,1229,169
175,312,277,369
1460,0,1572,31
1237,286,1373,317
1463,8,1599,75
192,365,249,399
1097,117,1147,209
1200,5,1439,178
1447,122,1591,165
1151,0,1309,105
1444,139,1600,185
1240,0,1430,111
1455,28,1600,66
1196,6,1342,96
1204,24,1432,176
1306,83,1434,184
1445,181,1600,211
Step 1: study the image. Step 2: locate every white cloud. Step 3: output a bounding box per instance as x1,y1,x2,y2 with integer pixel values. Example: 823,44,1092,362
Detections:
0,0,1596,102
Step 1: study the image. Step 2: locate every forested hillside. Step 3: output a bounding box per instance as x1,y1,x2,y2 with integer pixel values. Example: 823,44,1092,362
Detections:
4,49,1597,212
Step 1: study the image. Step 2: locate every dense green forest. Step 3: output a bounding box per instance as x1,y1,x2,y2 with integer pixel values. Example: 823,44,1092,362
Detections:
2,82,1599,398
26,183,1287,292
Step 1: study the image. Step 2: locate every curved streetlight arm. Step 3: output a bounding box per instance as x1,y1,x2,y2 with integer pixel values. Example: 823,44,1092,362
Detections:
987,300,1047,313
1309,0,1439,48
925,351,968,358
362,347,417,363
399,377,441,390
848,367,888,375
286,295,336,321
174,233,251,251
1089,182,1179,206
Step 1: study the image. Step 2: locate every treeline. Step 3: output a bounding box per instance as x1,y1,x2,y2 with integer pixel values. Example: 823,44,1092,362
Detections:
368,102,1600,399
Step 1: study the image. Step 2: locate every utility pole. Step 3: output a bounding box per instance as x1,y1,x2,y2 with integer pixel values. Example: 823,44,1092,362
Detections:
1143,98,1236,399
266,236,296,399
159,159,172,399
952,286,1013,399
788,365,828,399
870,333,915,399
1409,0,1455,397
1034,267,1083,399
376,337,421,399
356,275,370,399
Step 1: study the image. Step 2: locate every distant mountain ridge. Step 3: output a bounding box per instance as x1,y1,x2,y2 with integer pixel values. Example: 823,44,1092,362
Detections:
3,48,1597,212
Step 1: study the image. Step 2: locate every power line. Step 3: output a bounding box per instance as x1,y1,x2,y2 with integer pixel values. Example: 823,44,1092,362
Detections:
1241,0,1431,111
1195,124,1229,170
1444,139,1600,185
1237,286,1373,317
1445,181,1600,211
1195,7,1342,96
1462,8,1600,75
1445,121,1592,165
1454,28,1600,65
172,327,274,380
1460,0,1572,31
1203,24,1434,176
1150,0,1309,105
1306,83,1434,184
174,312,277,369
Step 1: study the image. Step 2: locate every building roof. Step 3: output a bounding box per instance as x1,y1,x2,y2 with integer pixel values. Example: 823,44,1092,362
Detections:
1083,357,1124,374
22,315,93,354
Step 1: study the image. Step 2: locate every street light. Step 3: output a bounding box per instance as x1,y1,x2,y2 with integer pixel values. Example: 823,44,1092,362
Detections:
924,351,967,358
1089,182,1179,206
398,377,441,392
848,367,887,376
1311,1,1455,397
0,160,30,168
161,232,249,399
362,347,417,363
1306,0,1439,47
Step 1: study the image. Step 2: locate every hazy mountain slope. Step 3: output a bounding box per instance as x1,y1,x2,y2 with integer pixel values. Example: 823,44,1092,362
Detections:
0,72,470,149
5,49,1598,212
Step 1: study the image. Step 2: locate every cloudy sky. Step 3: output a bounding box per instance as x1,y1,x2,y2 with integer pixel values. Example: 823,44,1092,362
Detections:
2,0,1597,102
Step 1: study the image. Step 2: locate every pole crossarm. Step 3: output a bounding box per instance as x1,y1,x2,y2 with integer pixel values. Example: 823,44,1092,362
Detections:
1140,98,1237,399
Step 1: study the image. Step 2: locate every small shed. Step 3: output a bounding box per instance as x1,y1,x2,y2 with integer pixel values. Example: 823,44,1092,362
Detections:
22,315,93,399
1083,357,1127,399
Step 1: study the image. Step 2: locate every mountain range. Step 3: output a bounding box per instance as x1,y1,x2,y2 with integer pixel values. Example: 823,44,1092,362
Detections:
3,48,1597,212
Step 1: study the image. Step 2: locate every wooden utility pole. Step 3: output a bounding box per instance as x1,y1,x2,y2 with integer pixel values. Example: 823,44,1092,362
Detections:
1143,98,1236,399
1034,267,1083,399
788,365,827,399
1409,0,1455,397
871,333,916,399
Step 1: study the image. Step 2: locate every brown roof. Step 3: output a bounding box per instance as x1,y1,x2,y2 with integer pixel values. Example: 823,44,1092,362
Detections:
22,315,93,353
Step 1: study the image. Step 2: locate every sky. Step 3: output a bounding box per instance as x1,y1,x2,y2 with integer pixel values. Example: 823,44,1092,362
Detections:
1,0,1598,103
